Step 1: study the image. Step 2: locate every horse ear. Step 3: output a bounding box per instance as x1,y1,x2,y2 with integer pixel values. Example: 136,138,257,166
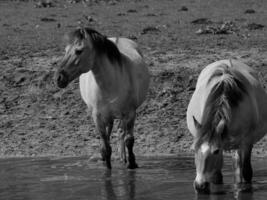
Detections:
193,116,202,130
79,28,88,39
216,119,225,135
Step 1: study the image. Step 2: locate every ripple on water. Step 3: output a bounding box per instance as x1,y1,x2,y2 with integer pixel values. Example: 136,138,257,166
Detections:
0,156,267,200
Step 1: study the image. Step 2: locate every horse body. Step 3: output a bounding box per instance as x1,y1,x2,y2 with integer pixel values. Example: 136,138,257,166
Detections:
187,59,267,193
79,37,149,118
55,28,149,169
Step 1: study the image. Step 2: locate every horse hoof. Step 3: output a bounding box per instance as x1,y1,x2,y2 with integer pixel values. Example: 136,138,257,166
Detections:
104,159,112,169
106,163,112,169
127,163,138,169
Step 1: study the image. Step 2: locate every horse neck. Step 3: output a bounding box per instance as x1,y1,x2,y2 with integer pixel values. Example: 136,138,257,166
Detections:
91,54,123,92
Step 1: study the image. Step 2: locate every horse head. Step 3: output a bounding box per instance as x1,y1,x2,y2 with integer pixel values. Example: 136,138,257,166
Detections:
193,116,225,194
55,27,96,88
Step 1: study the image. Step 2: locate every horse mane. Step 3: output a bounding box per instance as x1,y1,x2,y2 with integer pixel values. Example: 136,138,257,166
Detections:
65,27,122,65
195,63,248,149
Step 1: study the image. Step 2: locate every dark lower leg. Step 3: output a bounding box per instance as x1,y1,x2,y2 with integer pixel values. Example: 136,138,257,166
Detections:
234,146,253,184
125,136,138,169
211,153,223,184
96,115,112,169
99,131,112,169
241,147,253,183
125,113,138,169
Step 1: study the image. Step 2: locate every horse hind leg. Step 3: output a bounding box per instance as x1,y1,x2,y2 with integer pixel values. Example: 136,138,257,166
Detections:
117,120,127,164
95,113,113,169
241,146,253,184
233,145,253,191
124,112,138,169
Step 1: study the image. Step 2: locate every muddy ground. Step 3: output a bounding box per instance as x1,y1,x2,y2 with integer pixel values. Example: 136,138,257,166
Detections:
0,0,267,159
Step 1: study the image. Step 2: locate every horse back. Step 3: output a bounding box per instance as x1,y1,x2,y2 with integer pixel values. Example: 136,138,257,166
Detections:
187,60,267,144
108,37,143,62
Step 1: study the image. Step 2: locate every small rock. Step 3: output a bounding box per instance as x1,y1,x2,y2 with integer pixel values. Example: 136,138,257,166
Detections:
40,17,56,22
68,0,81,3
196,21,237,35
2,23,10,27
179,6,188,11
108,0,117,5
127,9,137,13
117,13,126,16
191,18,212,25
35,0,53,8
244,9,256,14
141,26,160,34
246,23,264,30
145,13,157,17
128,34,138,40
84,15,96,23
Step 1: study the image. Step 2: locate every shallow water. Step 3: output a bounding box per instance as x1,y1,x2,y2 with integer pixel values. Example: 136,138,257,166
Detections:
0,156,267,200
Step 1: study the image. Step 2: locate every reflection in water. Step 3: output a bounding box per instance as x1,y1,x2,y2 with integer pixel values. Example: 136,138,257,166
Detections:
102,170,136,200
0,157,267,200
196,192,253,200
103,171,116,200
234,191,254,200
195,186,254,200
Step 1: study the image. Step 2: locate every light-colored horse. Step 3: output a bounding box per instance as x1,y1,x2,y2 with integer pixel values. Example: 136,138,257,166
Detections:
187,59,267,193
55,27,150,169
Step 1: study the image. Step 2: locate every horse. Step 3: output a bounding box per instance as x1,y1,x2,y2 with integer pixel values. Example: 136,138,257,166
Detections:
186,59,267,194
55,27,150,169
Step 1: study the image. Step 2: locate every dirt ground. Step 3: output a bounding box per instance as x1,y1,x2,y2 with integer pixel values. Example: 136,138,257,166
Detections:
1,0,267,159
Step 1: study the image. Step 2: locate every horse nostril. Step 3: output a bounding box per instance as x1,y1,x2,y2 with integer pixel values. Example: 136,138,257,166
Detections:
57,73,64,83
56,71,69,88
213,149,220,155
194,181,210,194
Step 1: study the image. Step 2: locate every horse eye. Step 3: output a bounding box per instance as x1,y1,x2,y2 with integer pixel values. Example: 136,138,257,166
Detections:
75,49,83,55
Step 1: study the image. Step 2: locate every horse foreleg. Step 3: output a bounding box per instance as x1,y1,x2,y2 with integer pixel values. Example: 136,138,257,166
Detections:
233,145,253,184
95,114,112,169
211,152,223,184
106,120,114,140
233,149,242,184
125,113,138,169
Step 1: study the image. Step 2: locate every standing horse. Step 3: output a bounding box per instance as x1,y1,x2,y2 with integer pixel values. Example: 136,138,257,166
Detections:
187,59,267,193
55,27,150,169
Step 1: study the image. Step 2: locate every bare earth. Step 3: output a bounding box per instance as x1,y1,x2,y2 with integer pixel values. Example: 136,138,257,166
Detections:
1,0,267,159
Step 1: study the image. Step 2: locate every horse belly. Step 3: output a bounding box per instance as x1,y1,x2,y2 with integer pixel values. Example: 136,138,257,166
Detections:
126,61,150,108
135,70,150,106
225,96,261,149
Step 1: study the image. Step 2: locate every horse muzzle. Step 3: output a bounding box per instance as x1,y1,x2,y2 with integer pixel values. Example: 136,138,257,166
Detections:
55,70,69,88
194,181,210,194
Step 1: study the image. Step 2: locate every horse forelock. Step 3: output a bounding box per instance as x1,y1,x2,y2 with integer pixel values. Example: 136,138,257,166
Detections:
195,63,248,150
65,28,122,66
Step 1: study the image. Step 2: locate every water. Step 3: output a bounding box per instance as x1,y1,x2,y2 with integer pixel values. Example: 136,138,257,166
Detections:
0,156,267,200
